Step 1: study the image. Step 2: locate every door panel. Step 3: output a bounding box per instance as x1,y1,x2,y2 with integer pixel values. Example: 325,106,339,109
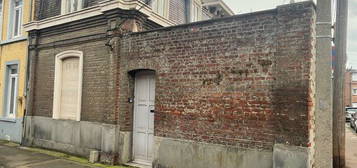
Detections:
133,71,155,164
60,57,79,120
147,76,155,160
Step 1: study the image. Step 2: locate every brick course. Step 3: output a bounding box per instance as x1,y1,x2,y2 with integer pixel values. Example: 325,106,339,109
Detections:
29,11,159,124
118,2,316,150
28,0,316,155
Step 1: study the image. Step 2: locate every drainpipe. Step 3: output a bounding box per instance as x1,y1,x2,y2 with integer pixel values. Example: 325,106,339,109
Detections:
350,73,352,106
333,0,348,166
185,0,191,23
21,0,34,145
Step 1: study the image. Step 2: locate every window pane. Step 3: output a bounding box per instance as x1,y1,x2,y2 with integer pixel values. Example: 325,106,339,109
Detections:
13,9,20,36
353,73,357,81
158,0,164,16
0,0,2,22
11,69,17,74
15,0,20,7
9,77,16,114
0,0,2,12
152,0,157,12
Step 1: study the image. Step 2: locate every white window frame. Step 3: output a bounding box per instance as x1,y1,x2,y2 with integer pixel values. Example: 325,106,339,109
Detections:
3,63,19,119
61,0,83,15
191,0,202,22
352,103,357,108
151,0,169,18
52,50,83,121
8,0,23,39
353,73,357,81
353,88,357,95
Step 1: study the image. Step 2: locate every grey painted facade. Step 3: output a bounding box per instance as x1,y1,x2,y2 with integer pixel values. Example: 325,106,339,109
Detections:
0,118,23,143
153,137,273,168
24,116,121,163
0,60,22,143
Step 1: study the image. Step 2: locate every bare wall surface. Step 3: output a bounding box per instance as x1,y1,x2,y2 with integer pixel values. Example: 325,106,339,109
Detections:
118,2,316,167
23,116,120,163
0,119,23,143
25,1,320,167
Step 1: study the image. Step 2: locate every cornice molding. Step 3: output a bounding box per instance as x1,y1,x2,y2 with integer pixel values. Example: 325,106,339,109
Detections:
24,0,175,32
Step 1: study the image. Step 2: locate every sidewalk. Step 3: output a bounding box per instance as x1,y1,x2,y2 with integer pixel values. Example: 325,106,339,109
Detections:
346,123,357,168
0,141,129,168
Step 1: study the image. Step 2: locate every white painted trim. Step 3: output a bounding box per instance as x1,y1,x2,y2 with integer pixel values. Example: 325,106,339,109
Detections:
8,0,23,39
0,36,26,45
24,0,175,32
202,0,235,16
151,0,170,19
12,2,23,38
61,0,84,15
5,65,19,119
2,61,20,120
52,50,83,121
61,0,66,15
191,0,202,22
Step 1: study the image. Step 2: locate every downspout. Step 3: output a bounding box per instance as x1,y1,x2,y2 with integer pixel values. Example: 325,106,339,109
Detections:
21,0,34,145
185,0,191,23
350,73,352,106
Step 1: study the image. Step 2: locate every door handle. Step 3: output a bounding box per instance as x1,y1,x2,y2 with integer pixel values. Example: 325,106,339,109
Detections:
150,110,155,113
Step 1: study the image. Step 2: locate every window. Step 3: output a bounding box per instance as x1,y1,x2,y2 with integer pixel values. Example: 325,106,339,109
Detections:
9,0,23,38
353,73,357,81
151,0,169,18
53,51,83,121
61,0,83,14
353,88,357,95
4,64,18,119
191,1,201,22
352,103,357,108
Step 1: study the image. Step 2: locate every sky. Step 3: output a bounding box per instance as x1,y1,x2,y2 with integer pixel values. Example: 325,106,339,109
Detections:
223,0,356,68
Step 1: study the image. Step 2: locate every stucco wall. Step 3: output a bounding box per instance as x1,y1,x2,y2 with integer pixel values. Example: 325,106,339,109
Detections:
0,0,32,143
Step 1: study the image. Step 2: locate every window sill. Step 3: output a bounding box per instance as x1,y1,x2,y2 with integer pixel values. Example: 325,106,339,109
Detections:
0,118,17,123
0,36,27,45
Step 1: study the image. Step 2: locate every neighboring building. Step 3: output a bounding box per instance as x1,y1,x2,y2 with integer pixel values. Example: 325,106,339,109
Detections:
202,0,234,20
0,0,32,143
22,0,233,165
23,1,322,168
345,69,357,107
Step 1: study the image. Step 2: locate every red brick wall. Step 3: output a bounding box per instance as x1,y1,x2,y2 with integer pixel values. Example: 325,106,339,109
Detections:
29,12,160,124
345,71,352,107
352,81,357,105
118,2,316,150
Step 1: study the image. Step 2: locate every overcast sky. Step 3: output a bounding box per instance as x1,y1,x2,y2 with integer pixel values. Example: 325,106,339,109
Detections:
223,0,356,68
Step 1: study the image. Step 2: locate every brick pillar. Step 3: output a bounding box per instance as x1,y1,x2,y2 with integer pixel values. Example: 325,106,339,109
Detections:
22,30,40,146
103,9,147,164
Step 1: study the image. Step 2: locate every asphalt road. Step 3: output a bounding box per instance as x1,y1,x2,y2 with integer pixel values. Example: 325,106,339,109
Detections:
346,123,357,168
